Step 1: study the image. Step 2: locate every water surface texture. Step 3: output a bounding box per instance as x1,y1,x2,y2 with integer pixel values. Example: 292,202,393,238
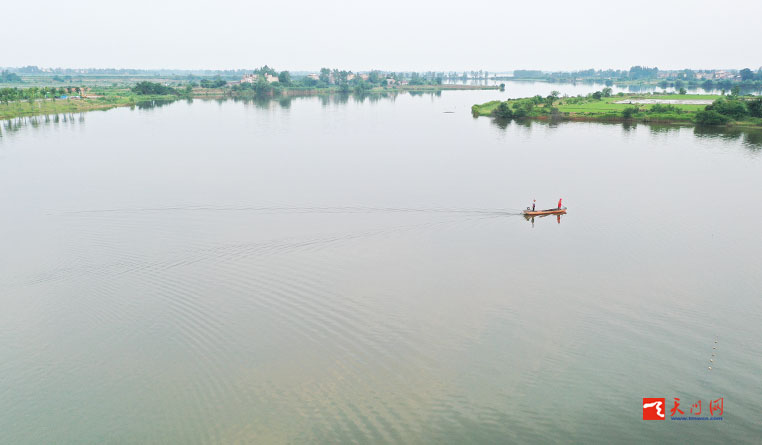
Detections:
1,88,761,443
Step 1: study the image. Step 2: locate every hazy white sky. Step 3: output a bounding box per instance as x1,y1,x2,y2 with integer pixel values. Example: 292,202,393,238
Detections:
2,0,760,71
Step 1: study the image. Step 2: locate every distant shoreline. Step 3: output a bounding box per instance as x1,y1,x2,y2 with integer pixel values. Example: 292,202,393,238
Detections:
0,84,498,120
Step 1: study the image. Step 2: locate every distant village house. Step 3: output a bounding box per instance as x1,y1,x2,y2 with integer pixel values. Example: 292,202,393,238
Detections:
240,73,280,84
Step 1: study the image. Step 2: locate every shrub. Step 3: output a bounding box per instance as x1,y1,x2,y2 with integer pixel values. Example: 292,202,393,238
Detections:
512,102,530,118
747,98,762,118
200,78,226,88
622,107,639,119
706,98,748,120
695,110,731,125
649,104,680,114
493,102,513,119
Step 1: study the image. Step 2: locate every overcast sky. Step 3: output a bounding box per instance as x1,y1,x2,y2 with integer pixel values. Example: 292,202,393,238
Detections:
2,0,760,71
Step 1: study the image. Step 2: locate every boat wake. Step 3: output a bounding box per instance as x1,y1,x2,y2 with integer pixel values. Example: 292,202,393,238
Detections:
58,205,525,217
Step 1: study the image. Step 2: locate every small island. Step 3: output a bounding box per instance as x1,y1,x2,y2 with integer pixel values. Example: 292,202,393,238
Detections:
471,89,762,128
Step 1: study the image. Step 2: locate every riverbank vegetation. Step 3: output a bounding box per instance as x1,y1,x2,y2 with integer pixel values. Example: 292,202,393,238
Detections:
1,68,496,119
472,90,762,128
0,81,187,119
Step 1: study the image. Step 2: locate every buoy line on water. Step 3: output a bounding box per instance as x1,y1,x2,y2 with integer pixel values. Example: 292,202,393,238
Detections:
708,335,719,371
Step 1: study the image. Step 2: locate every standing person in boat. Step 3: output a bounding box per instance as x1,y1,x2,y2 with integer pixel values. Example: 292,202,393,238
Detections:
532,199,536,212
558,198,563,209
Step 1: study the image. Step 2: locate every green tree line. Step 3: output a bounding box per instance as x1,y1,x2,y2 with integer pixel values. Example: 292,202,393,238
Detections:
0,86,84,103
1,70,22,82
131,81,179,95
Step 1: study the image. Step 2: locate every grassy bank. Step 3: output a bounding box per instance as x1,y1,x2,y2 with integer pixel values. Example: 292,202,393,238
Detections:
0,94,183,120
471,93,762,128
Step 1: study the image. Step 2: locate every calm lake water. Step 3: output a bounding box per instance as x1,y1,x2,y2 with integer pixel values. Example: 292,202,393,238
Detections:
1,84,761,443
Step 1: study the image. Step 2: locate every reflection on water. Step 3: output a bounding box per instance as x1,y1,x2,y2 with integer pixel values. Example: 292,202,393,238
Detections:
0,113,86,139
694,125,762,149
489,117,762,149
134,99,177,110
524,213,564,227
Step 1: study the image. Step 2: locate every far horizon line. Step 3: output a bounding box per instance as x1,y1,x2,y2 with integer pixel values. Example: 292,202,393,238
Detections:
2,65,761,74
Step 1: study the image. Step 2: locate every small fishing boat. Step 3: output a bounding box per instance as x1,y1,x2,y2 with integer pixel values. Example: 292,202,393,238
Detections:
523,207,567,216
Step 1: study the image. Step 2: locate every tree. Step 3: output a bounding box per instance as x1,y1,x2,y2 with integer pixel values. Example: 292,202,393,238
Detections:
200,77,226,88
602,87,612,97
256,65,277,76
545,90,559,107
253,77,273,94
679,88,687,95
278,71,291,86
739,68,754,81
730,85,741,97
409,72,424,85
628,66,659,79
0,70,22,82
353,80,371,94
747,98,762,118
494,102,513,119
591,91,602,100
706,98,748,120
131,81,178,95
319,68,330,83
